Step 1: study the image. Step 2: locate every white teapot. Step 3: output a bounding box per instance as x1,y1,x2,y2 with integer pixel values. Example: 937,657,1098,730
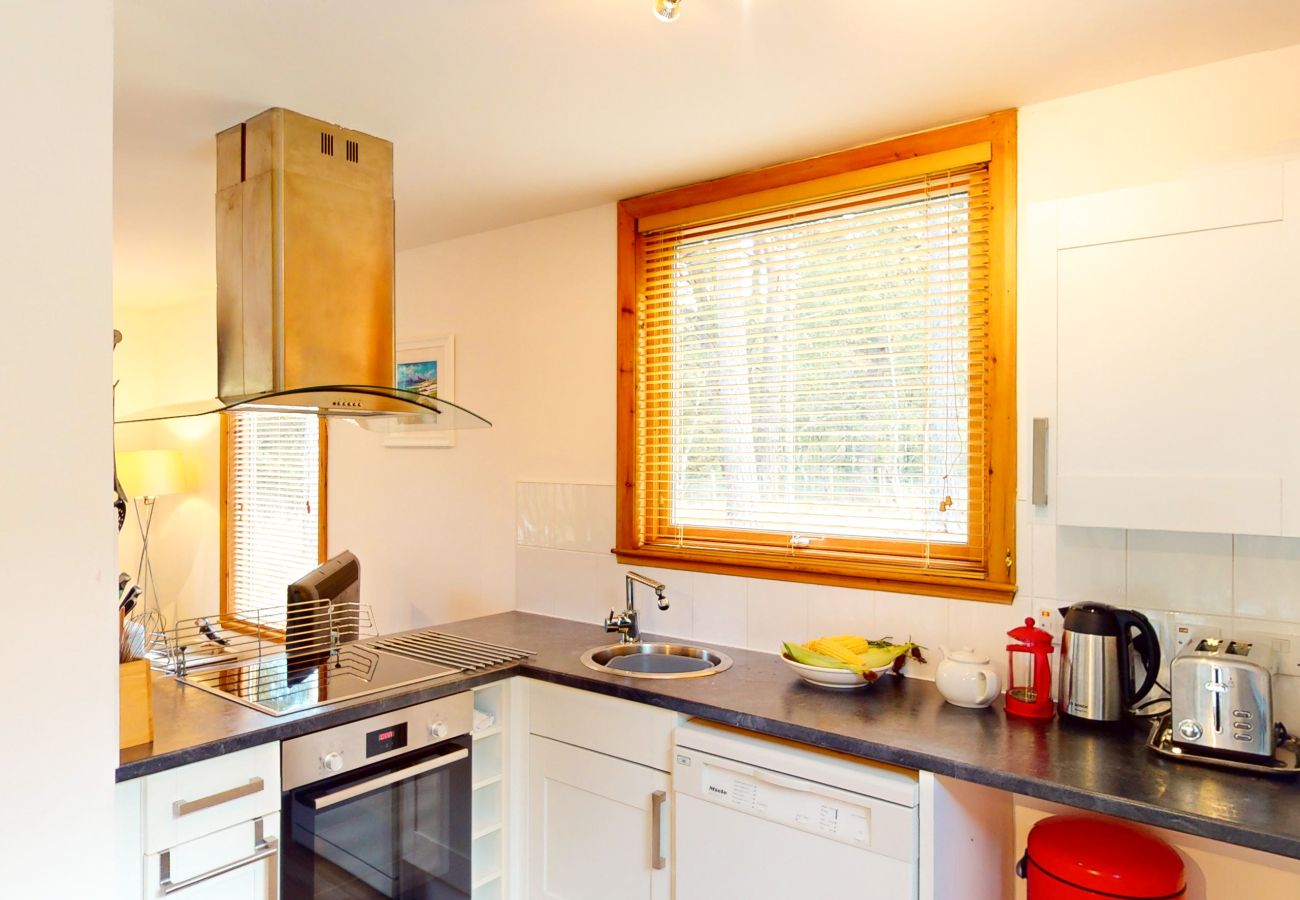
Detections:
935,647,1001,709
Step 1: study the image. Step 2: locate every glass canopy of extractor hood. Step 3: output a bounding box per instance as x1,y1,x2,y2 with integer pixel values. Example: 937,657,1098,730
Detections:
114,385,493,433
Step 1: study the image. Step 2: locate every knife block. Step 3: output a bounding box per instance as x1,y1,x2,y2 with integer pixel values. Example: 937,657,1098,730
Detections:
119,659,154,749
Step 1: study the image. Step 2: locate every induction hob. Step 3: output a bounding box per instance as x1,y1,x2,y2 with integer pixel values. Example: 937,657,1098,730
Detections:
180,629,532,717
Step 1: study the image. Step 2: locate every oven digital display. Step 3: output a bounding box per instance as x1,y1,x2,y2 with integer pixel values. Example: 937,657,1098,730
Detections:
365,722,408,757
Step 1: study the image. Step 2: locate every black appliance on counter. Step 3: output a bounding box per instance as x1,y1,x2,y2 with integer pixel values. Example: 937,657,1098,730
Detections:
281,692,473,898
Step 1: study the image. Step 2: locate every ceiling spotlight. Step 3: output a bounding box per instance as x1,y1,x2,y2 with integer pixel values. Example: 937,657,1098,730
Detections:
654,0,683,23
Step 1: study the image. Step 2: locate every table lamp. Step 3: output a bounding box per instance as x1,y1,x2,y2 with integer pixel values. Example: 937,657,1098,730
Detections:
115,449,188,650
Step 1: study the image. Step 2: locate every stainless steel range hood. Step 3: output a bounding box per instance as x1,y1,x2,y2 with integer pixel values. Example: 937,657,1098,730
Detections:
116,108,490,433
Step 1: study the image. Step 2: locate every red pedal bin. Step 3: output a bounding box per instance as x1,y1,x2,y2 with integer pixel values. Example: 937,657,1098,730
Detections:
1016,815,1186,899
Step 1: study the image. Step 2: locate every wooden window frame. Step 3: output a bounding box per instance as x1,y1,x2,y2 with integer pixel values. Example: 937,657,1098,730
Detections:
615,112,1017,603
219,413,329,638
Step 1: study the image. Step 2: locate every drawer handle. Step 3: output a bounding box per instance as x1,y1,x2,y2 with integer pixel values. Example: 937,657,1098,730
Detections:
173,776,265,817
651,789,667,870
159,817,277,896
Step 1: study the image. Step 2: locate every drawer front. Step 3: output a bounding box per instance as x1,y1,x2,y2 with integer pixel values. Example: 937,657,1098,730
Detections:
144,816,279,899
144,743,280,853
529,680,679,772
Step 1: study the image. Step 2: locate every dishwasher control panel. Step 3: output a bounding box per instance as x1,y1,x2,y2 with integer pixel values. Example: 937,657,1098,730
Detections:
698,759,872,848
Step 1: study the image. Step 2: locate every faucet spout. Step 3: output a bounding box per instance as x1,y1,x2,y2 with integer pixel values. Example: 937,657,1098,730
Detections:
606,571,669,644
626,571,669,611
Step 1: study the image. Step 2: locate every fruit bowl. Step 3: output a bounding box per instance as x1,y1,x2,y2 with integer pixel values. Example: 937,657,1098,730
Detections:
780,652,894,690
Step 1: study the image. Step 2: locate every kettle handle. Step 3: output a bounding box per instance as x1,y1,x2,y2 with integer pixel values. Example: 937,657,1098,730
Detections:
1117,610,1161,704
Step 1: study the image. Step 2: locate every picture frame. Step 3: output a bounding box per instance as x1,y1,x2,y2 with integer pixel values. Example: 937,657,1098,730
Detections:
384,335,456,448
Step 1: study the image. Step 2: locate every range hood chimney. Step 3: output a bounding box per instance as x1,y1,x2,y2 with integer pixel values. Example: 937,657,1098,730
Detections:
116,108,490,433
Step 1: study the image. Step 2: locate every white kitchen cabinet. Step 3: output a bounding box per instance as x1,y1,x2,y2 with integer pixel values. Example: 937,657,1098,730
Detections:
117,743,281,899
1049,159,1300,535
527,734,671,900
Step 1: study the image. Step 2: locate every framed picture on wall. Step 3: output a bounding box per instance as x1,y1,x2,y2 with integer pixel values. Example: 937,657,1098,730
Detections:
384,335,456,448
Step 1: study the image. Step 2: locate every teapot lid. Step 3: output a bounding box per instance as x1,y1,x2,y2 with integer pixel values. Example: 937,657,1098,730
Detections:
946,647,990,664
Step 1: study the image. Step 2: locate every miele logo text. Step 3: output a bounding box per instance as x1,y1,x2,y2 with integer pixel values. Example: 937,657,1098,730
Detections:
707,785,728,796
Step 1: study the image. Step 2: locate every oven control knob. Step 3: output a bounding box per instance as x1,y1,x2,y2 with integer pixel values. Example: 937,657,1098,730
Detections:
428,721,448,740
321,752,345,772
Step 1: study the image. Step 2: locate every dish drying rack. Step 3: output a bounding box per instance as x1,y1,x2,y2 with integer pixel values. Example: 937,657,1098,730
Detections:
166,597,378,679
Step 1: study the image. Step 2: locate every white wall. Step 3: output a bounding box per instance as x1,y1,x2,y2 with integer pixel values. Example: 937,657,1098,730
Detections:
0,1,117,893
328,204,618,632
348,41,1300,715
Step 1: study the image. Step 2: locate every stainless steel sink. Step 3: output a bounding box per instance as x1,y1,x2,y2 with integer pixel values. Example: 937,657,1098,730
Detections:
580,642,734,679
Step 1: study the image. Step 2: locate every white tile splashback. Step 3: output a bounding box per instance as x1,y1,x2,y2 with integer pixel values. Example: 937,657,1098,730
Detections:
516,482,615,553
1234,535,1300,621
1126,530,1233,613
1058,525,1300,626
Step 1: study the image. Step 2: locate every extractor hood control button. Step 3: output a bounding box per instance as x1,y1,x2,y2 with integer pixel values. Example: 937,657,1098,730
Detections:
322,752,344,772
1177,720,1203,740
428,721,448,740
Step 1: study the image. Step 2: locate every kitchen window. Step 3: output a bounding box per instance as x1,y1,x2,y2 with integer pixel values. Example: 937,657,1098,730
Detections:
221,412,327,633
615,113,1016,601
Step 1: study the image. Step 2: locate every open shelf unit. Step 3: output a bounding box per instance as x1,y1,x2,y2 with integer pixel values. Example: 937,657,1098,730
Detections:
471,681,508,899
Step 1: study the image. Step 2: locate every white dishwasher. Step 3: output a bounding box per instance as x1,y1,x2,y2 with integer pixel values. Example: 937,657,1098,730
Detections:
673,720,919,898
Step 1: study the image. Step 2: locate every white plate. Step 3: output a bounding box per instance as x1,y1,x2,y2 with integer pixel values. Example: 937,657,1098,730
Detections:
780,652,893,690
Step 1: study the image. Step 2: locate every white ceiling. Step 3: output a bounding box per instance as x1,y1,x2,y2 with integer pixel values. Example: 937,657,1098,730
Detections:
115,0,1300,308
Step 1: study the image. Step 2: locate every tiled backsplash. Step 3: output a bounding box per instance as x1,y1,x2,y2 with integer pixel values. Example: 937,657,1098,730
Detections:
515,483,1300,724
515,482,1035,685
1058,526,1300,659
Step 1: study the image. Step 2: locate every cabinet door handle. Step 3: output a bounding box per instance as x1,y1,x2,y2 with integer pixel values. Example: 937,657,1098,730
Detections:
651,789,667,870
173,776,265,817
1032,417,1049,506
159,818,277,896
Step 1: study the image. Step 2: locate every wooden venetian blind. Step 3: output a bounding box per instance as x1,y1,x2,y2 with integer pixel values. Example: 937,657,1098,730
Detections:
631,156,998,583
224,412,324,624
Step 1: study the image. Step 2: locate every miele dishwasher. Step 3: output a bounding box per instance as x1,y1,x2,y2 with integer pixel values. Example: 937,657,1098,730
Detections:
672,720,920,898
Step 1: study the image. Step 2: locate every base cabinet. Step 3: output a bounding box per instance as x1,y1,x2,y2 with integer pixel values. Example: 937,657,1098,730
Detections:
527,735,671,900
116,743,281,899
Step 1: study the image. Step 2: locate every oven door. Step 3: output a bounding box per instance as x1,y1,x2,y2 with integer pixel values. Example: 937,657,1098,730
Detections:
282,737,471,899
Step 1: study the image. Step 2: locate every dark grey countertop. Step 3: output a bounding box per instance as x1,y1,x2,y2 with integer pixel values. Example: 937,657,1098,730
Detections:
119,611,1300,859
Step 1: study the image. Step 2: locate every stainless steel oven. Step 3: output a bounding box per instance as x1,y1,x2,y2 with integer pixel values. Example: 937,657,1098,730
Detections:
281,693,473,898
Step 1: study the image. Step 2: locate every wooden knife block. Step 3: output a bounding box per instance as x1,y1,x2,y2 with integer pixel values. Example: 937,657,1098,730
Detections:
119,659,154,749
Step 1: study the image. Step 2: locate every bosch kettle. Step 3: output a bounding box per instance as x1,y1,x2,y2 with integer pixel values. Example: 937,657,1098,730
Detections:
1058,602,1161,723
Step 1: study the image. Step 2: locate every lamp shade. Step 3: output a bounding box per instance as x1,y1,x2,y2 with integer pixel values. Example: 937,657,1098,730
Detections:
116,449,187,498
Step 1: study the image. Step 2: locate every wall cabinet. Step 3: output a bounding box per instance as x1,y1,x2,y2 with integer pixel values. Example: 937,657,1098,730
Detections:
1047,159,1300,535
527,735,671,900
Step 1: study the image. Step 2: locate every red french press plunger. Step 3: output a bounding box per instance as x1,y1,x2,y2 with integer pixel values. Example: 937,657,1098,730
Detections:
1005,616,1055,719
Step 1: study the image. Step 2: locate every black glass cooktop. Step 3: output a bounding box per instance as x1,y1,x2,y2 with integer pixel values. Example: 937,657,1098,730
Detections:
180,644,458,717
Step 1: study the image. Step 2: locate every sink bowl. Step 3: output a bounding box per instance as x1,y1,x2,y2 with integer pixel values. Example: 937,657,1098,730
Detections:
580,642,733,679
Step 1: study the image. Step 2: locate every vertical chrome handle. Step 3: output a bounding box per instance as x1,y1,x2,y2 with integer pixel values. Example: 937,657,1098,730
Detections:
1031,417,1049,506
651,789,667,870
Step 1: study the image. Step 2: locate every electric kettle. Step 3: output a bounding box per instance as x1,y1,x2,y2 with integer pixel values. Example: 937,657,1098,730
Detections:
1058,602,1161,723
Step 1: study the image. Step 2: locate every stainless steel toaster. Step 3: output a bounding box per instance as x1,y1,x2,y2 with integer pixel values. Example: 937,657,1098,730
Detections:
1170,636,1276,760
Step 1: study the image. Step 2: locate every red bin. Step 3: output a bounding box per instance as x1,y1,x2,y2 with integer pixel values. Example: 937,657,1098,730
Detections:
1016,815,1186,899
